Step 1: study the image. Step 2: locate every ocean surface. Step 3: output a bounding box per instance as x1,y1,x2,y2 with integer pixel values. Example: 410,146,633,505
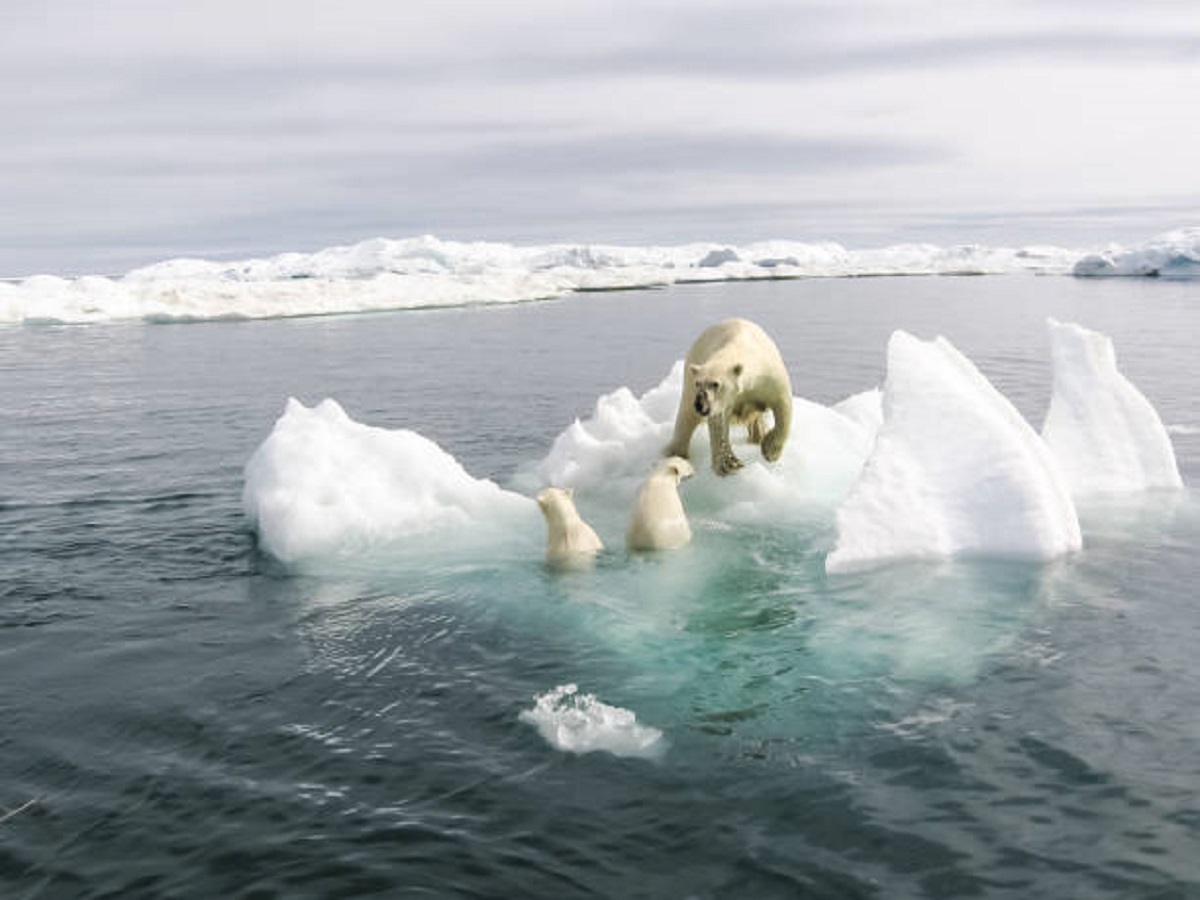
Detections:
3,271,1199,898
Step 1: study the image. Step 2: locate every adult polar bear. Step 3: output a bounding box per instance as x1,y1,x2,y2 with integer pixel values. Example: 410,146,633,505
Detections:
665,318,793,475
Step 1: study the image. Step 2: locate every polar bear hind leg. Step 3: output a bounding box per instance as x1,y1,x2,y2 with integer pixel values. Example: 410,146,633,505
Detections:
740,409,768,445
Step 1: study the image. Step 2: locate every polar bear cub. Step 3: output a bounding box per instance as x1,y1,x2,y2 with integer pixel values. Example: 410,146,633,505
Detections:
665,318,793,476
537,487,604,570
626,456,695,551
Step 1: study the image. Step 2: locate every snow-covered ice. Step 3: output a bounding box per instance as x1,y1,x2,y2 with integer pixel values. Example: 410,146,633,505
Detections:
1042,319,1183,495
1072,228,1200,279
242,323,1181,572
242,397,536,565
532,361,878,517
5,230,1196,325
825,331,1081,573
0,234,1096,325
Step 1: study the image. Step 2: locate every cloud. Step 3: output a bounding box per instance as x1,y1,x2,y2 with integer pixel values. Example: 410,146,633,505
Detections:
414,132,948,179
1,0,1197,274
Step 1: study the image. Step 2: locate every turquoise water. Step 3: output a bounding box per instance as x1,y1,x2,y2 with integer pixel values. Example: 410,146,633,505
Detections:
3,275,1199,898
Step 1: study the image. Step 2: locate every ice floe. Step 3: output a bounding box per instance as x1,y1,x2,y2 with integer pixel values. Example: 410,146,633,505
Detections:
1072,228,1200,279
825,331,1081,573
0,233,1096,325
243,397,535,565
243,322,1181,572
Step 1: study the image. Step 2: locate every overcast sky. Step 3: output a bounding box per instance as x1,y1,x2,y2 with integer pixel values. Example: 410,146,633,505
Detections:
2,0,1198,275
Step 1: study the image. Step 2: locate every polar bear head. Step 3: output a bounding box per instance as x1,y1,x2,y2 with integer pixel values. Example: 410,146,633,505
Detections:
656,456,695,483
536,486,578,525
689,361,743,417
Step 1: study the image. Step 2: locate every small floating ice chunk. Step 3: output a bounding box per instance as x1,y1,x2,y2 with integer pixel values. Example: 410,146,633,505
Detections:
1042,319,1183,495
519,684,665,759
826,331,1081,572
242,397,534,564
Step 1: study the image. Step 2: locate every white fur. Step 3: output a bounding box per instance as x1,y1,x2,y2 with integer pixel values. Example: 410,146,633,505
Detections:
537,487,604,569
665,318,793,475
626,457,695,551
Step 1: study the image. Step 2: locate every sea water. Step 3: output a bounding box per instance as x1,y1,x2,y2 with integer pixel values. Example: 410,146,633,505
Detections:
3,273,1199,898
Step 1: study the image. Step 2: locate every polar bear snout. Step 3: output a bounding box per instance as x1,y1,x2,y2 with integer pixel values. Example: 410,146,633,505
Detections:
694,390,711,417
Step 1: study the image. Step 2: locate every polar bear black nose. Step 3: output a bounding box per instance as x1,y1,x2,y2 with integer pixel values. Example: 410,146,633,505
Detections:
694,393,710,416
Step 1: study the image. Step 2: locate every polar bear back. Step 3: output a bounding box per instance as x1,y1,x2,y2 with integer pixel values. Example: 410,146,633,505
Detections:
627,458,694,551
688,317,776,357
686,318,791,390
537,487,603,568
667,318,794,473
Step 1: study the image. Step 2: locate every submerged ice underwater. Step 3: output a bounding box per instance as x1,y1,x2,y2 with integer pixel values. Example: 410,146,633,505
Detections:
5,253,1200,897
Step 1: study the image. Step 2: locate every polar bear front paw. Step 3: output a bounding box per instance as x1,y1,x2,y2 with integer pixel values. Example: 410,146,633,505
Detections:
714,450,744,476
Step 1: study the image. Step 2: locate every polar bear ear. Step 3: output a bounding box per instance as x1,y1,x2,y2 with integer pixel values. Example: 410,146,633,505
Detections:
689,363,702,377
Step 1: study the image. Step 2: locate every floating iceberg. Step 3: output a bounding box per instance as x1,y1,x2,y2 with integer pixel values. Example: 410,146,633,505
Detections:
826,331,1081,573
1072,228,1200,279
242,397,535,565
1042,319,1183,494
242,323,1180,572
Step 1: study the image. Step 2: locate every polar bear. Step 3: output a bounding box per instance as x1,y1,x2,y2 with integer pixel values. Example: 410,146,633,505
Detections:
536,487,604,570
626,456,695,551
665,318,793,475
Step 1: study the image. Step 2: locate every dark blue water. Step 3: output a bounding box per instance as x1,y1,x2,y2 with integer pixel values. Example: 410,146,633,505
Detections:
3,276,1199,898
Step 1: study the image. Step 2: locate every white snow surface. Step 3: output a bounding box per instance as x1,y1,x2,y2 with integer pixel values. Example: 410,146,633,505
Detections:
1072,228,1200,278
0,234,1090,325
241,324,1181,571
1042,319,1183,495
7,230,1198,325
242,397,535,566
532,361,878,518
825,330,1082,573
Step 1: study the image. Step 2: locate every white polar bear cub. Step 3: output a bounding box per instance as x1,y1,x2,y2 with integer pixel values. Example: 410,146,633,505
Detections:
536,487,604,570
665,318,793,476
627,456,695,551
